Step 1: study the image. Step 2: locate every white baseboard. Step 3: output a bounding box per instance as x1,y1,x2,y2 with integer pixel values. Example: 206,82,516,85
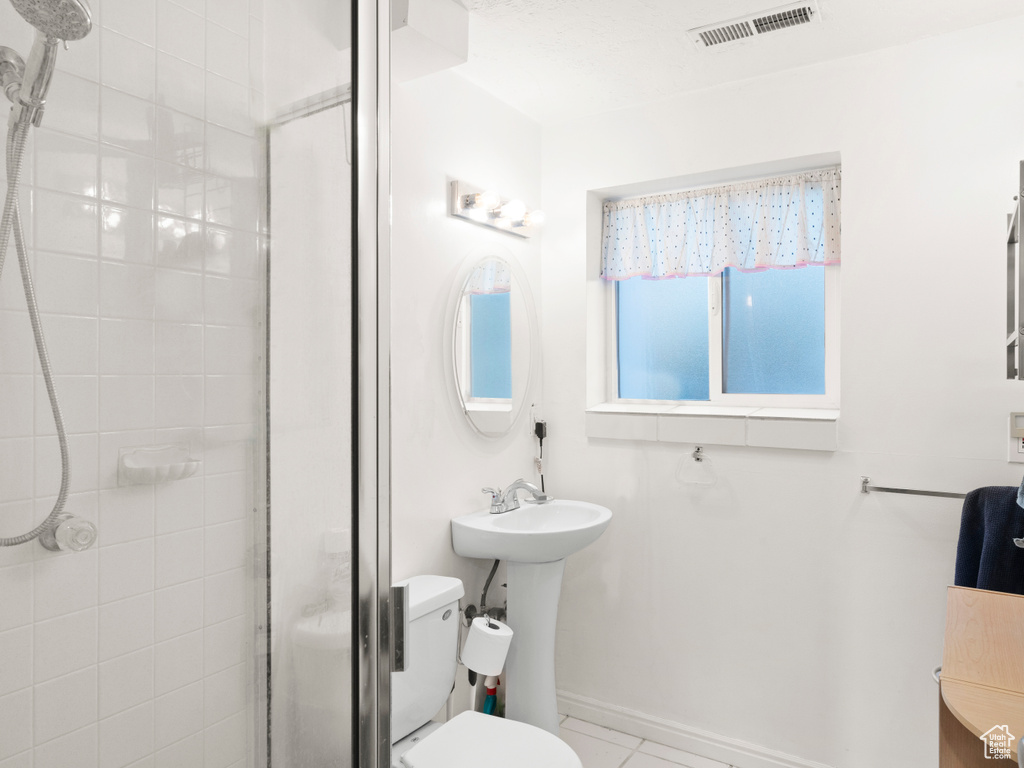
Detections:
556,690,836,768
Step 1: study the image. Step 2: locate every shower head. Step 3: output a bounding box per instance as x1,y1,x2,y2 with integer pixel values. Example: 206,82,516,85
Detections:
9,0,92,41
5,0,91,126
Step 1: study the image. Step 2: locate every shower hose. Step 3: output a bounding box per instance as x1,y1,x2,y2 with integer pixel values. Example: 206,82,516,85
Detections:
0,117,71,546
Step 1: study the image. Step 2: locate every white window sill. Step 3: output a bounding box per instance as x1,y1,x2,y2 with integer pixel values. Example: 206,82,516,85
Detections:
585,403,839,451
464,401,512,433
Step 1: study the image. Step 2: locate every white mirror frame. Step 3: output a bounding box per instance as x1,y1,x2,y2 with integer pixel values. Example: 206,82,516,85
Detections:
443,250,540,439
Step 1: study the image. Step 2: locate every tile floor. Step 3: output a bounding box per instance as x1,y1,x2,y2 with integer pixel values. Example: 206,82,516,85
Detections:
558,716,733,768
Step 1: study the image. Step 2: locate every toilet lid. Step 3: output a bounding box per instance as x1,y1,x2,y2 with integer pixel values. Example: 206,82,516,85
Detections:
401,711,581,768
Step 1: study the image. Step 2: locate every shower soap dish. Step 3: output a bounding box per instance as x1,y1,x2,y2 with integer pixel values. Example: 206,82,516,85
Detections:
119,444,200,486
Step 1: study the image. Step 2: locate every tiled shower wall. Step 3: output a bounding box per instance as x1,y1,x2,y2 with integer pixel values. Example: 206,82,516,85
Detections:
0,0,265,766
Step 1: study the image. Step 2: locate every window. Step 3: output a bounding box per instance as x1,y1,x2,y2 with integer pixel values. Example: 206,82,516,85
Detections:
469,292,512,399
603,166,840,410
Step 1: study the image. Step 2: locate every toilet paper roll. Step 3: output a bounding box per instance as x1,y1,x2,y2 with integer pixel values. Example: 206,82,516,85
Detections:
461,616,513,676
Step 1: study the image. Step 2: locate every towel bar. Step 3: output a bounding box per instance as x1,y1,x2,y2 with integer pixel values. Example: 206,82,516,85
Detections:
860,477,967,500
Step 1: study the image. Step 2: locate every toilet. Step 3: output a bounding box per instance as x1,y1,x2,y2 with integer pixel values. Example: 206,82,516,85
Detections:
391,575,581,768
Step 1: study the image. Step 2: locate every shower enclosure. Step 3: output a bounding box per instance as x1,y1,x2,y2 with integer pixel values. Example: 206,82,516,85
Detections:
0,0,390,766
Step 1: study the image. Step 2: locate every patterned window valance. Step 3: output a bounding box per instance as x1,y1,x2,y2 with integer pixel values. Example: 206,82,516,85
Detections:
601,167,841,280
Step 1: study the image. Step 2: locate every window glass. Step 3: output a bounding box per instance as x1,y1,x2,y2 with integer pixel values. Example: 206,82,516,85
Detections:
616,276,710,400
470,292,512,398
722,267,825,394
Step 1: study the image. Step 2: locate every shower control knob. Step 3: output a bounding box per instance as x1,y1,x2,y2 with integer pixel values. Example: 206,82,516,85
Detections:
39,514,97,552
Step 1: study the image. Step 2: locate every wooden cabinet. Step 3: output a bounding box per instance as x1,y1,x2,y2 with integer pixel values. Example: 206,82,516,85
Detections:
939,587,1024,766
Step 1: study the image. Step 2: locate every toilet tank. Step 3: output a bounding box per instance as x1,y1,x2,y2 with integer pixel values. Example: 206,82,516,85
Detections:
391,575,465,743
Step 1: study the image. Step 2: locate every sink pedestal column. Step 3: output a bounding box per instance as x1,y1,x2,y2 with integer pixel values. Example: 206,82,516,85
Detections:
504,558,565,735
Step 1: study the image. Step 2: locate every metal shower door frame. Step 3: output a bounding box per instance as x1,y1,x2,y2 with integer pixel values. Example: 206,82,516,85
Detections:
354,1,393,768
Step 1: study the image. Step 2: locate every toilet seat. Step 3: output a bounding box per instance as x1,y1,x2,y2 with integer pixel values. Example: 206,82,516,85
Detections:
400,711,581,768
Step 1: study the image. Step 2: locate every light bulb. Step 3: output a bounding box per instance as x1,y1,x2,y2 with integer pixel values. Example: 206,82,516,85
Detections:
501,199,527,221
525,210,545,227
479,190,501,211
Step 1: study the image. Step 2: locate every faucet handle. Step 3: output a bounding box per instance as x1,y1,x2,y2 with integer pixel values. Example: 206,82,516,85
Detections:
481,487,499,498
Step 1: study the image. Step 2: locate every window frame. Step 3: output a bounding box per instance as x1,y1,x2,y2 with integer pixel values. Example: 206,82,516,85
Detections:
585,153,843,450
607,266,840,409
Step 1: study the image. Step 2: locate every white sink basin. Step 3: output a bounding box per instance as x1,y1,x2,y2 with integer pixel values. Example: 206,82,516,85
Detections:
451,499,612,564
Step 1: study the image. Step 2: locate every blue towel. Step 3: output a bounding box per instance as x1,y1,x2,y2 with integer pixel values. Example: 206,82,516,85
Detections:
954,486,1024,595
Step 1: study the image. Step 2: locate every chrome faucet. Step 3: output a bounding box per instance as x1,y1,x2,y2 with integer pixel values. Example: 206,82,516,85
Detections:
482,478,552,514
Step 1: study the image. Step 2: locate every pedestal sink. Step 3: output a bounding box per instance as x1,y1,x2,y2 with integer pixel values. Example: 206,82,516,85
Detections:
451,499,612,734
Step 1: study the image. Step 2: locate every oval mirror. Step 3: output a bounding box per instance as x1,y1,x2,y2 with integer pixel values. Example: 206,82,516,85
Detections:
446,254,538,438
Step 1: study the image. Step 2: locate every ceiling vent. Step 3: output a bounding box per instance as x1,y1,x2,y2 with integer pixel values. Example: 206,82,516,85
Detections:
688,1,819,49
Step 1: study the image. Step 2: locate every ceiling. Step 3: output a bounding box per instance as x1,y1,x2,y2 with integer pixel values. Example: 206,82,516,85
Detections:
451,0,1024,125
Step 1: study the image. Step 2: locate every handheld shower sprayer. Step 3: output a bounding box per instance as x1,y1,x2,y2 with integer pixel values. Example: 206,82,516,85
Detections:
0,0,95,549
4,0,92,126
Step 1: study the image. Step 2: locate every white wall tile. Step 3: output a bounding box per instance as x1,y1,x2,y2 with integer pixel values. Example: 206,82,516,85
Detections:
205,228,258,278
98,487,155,546
101,32,157,101
153,682,203,749
99,647,154,718
203,616,245,674
0,439,35,502
34,608,97,683
34,667,98,744
203,568,244,625
0,377,35,438
102,0,157,47
207,0,248,37
0,504,35,567
154,323,203,375
0,312,36,374
154,269,203,323
204,326,254,375
34,550,98,622
154,476,204,534
0,689,33,760
101,88,157,151
156,1,205,66
0,627,32,696
100,145,156,209
154,630,203,695
101,206,156,263
154,732,203,767
34,190,98,257
155,163,205,222
56,24,100,83
156,54,205,118
206,25,248,85
202,425,252,475
206,73,251,134
154,375,204,428
44,74,100,139
39,316,99,374
33,131,100,199
203,376,255,426
99,375,155,432
203,520,245,575
98,594,154,662
99,320,155,375
98,701,154,768
154,579,203,641
155,529,203,587
35,433,99,495
99,540,154,603
35,725,98,768
0,565,33,631
204,472,246,525
100,262,156,319
203,663,245,725
203,710,245,768
34,252,100,317
34,376,99,436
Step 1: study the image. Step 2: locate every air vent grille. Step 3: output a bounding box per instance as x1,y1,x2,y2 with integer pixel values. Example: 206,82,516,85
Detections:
699,22,754,48
752,7,813,34
688,2,819,49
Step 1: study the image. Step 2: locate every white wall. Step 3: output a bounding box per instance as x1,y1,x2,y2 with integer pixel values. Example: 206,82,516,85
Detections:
542,16,1024,768
0,0,265,765
390,69,543,597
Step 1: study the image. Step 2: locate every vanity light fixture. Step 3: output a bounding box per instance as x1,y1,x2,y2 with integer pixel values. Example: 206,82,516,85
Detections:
449,180,542,238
